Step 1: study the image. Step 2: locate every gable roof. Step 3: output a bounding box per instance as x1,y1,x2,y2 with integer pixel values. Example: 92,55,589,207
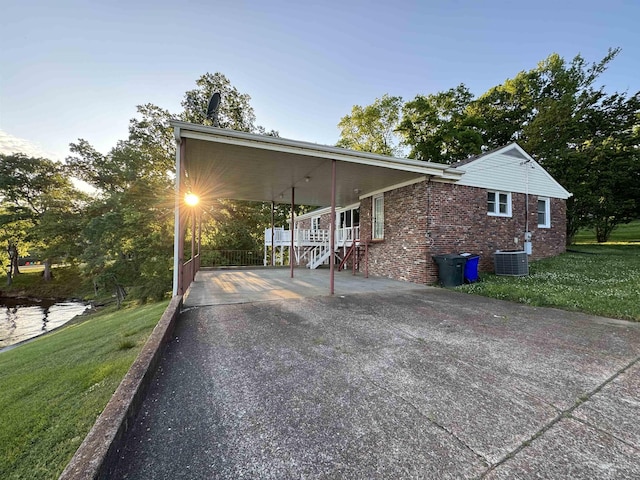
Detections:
454,143,572,199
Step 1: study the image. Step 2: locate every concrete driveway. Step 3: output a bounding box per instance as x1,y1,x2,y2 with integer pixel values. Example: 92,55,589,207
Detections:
114,283,640,479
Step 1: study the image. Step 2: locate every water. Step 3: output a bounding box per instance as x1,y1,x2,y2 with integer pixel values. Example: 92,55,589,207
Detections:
0,298,89,349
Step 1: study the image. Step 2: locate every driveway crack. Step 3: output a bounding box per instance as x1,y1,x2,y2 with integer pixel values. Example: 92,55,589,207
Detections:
478,353,640,479
361,372,490,468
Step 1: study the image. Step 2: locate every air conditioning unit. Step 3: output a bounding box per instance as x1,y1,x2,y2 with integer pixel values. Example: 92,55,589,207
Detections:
494,250,528,276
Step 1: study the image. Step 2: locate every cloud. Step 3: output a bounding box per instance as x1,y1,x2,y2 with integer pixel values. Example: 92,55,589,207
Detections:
0,130,65,161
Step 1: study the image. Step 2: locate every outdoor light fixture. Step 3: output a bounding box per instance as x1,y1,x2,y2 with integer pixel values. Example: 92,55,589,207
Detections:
304,176,311,183
184,192,199,207
353,188,360,195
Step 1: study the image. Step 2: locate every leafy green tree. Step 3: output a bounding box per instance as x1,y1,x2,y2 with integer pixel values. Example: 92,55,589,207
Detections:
181,72,257,131
0,153,81,282
471,49,639,242
67,129,175,301
398,84,483,163
337,94,404,156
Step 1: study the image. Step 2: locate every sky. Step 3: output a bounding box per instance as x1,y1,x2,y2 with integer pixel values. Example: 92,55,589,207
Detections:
1,0,638,161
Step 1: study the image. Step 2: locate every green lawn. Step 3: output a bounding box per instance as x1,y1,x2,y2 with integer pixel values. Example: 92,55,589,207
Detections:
458,245,640,321
1,265,93,300
573,219,640,244
0,301,168,480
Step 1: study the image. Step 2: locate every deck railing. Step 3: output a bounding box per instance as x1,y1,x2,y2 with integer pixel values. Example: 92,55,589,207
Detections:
210,250,263,266
265,227,360,247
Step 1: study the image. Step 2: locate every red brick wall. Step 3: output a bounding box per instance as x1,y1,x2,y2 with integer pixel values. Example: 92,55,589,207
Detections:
360,180,567,284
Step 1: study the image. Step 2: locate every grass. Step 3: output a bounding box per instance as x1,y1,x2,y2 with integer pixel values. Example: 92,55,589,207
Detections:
0,265,93,300
458,245,640,321
0,300,168,480
573,219,640,244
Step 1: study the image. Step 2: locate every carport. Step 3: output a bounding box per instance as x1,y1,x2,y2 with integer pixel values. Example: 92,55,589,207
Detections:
170,121,462,296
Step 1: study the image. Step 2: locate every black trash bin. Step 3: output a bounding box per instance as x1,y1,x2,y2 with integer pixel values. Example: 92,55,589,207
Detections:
432,254,467,287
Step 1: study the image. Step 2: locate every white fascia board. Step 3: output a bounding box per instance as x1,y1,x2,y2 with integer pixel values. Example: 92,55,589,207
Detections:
295,206,332,221
359,176,427,200
294,202,360,222
171,120,463,179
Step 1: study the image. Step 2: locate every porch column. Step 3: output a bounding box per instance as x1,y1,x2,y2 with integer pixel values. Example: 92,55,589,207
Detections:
330,159,336,295
172,138,186,296
290,187,295,278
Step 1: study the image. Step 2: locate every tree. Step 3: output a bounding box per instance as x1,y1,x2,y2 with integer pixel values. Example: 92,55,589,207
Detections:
0,153,81,282
181,72,257,132
337,94,404,156
471,48,639,242
398,84,483,163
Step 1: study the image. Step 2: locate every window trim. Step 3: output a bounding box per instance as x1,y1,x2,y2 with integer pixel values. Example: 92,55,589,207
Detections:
311,216,320,230
537,197,551,228
487,191,512,217
372,194,384,240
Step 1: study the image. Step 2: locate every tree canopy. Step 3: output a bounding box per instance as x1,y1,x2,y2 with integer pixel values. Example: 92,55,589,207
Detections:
337,48,640,242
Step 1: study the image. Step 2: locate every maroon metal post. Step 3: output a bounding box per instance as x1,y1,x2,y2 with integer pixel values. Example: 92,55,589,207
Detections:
191,210,196,283
290,187,295,278
271,201,275,266
330,159,336,295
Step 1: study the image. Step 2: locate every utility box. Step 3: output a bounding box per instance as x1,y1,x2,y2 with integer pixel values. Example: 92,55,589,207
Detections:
494,250,528,276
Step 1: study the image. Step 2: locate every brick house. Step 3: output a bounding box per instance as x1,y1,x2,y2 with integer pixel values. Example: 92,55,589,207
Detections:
287,143,571,284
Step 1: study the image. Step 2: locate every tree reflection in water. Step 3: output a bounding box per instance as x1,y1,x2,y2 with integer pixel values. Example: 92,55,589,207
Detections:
0,298,88,349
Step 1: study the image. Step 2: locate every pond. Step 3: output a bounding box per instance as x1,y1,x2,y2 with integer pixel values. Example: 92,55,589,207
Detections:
0,298,89,350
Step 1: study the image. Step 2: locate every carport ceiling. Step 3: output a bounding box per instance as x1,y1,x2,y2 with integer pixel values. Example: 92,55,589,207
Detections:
171,121,463,207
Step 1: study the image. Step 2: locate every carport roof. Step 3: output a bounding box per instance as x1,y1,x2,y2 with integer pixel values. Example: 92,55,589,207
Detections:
171,120,463,207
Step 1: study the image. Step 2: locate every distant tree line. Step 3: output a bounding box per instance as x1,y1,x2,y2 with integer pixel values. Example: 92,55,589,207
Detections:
337,48,640,243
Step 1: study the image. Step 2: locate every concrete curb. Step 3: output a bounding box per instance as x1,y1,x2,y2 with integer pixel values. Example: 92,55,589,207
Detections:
59,295,183,480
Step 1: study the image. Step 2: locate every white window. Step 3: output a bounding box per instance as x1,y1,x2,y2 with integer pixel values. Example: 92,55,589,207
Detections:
372,194,384,239
487,191,512,217
537,197,551,228
311,216,320,230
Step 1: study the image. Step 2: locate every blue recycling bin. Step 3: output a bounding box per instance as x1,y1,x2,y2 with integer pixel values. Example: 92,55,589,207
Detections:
462,254,480,283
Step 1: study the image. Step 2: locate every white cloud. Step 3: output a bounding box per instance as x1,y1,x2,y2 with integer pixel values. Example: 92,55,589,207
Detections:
0,130,65,161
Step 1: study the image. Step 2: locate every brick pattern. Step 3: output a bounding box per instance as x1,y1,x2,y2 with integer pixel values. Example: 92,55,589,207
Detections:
361,181,566,284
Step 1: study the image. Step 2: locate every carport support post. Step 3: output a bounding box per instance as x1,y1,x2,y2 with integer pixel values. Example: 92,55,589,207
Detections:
190,209,196,283
271,201,275,266
330,159,336,295
290,187,295,278
172,138,186,296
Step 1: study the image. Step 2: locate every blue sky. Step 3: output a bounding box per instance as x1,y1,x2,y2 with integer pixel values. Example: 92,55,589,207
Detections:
1,0,638,160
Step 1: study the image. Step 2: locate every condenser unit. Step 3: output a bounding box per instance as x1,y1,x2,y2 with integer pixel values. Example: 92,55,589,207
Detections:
494,250,528,276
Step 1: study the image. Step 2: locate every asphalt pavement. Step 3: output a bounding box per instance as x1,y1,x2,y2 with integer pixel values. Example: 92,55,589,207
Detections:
112,279,640,479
